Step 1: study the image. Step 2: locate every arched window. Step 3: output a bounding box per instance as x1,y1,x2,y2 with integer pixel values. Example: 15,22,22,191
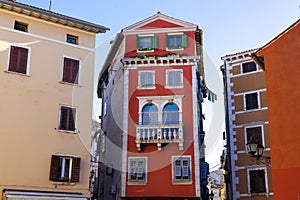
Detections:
163,103,179,124
142,104,158,125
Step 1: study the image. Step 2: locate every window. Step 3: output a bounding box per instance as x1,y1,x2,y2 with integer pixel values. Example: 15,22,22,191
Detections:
138,71,155,88
166,69,183,87
246,126,263,145
172,156,191,182
59,106,76,132
62,57,79,84
242,61,257,73
14,21,28,32
128,157,146,182
249,169,266,193
8,46,29,74
163,103,179,124
136,35,158,51
66,34,78,45
245,92,259,110
142,104,158,125
49,155,81,183
166,34,188,50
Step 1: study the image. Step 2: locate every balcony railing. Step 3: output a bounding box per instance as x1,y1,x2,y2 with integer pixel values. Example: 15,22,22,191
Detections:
135,122,184,151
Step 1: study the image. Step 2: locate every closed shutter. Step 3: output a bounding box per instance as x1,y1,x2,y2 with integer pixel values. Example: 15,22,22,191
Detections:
250,170,266,193
63,58,79,84
71,157,81,182
139,71,154,88
49,155,60,181
59,106,76,131
9,46,28,74
174,160,182,177
182,159,190,178
167,70,182,87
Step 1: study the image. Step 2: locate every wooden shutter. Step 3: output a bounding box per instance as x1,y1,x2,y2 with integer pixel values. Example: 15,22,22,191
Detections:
63,58,79,84
49,155,60,181
247,127,262,144
9,46,28,74
68,108,76,131
182,159,190,178
59,106,76,131
152,36,158,49
250,170,266,193
181,34,188,48
139,71,154,88
71,157,81,182
174,160,182,177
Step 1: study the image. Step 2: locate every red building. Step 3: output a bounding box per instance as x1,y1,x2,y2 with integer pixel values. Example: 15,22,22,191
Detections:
252,18,300,200
97,12,209,200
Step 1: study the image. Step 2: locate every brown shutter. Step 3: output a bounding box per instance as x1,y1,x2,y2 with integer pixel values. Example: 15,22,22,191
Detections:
63,58,71,83
71,157,81,182
63,58,79,84
59,106,68,130
8,46,28,74
49,155,60,181
68,108,76,131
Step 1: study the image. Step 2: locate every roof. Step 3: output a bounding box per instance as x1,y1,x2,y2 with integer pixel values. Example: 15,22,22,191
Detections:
122,11,199,33
0,0,109,33
255,18,300,55
221,48,258,60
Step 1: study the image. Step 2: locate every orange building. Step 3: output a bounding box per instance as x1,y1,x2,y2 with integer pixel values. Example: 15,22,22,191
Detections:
253,18,300,200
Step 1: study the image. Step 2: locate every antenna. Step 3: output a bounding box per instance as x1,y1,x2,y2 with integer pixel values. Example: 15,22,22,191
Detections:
49,0,52,11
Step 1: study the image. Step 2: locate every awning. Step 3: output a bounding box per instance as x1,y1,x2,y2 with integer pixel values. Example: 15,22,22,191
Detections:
4,190,89,200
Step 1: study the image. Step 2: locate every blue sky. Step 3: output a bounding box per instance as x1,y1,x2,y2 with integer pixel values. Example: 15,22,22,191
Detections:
18,0,300,66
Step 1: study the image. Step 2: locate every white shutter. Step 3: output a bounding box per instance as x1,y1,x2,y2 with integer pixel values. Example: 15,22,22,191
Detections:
182,159,189,177
139,71,154,88
167,70,182,87
174,160,182,177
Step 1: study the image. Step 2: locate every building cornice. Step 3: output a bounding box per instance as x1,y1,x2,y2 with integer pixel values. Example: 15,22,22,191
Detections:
0,0,109,33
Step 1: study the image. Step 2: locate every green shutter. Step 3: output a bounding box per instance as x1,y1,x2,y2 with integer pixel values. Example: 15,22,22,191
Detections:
136,36,140,49
181,34,188,48
152,36,158,49
166,34,170,48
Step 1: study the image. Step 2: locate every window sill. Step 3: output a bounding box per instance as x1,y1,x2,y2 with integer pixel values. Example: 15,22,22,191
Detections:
59,81,82,87
137,49,154,53
172,180,193,185
137,86,156,90
56,129,79,134
4,70,31,77
127,181,147,185
165,85,184,89
249,192,271,196
53,181,76,186
166,47,184,51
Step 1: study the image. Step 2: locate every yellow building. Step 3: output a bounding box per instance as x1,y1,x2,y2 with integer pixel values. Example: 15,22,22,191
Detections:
0,0,108,199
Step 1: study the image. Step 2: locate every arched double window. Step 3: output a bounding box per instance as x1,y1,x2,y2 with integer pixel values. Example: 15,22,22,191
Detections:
142,104,158,125
163,103,179,124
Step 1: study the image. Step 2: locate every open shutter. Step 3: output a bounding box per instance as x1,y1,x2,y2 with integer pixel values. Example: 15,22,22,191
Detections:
136,36,140,49
181,34,188,48
165,34,170,48
49,155,59,181
71,157,81,182
152,36,158,49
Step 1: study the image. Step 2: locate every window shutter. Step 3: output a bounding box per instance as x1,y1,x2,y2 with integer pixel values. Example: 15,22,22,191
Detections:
63,58,71,83
49,155,59,181
175,70,182,86
136,36,140,49
152,36,158,49
167,71,175,86
174,160,182,177
139,72,147,87
59,107,68,130
166,34,170,48
9,46,28,74
71,157,81,182
181,34,188,48
70,59,79,84
137,167,144,178
68,108,76,131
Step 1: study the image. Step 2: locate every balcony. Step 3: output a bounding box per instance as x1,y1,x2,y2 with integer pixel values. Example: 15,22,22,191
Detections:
135,123,184,151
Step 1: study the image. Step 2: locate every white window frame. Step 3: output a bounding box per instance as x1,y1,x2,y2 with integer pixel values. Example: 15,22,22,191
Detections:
60,55,81,85
138,70,155,89
137,34,155,53
247,167,269,195
6,44,31,76
128,157,147,184
241,61,257,74
165,69,183,89
59,157,73,181
166,32,185,51
244,124,265,152
171,155,192,184
58,105,77,133
244,91,260,111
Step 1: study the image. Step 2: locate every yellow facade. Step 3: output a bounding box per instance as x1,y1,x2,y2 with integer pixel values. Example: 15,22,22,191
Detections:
0,1,107,199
